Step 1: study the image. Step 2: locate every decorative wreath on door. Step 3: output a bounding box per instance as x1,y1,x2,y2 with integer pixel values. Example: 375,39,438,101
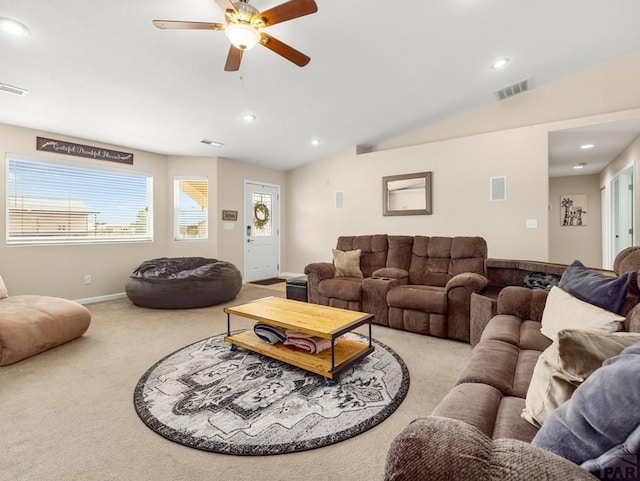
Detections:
253,203,270,230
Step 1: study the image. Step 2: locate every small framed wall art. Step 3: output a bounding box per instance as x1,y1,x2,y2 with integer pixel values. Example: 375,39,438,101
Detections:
222,210,238,221
560,194,587,226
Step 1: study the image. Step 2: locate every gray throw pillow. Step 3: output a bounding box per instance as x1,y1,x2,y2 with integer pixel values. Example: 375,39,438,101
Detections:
559,260,632,314
532,342,640,480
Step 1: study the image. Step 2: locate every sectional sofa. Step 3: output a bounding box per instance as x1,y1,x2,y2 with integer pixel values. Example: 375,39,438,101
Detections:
384,246,640,480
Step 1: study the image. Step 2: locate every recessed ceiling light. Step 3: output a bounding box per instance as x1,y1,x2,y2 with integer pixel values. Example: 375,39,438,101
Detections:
490,57,509,70
200,139,223,147
573,162,587,169
0,17,31,38
242,113,256,122
580,144,595,149
311,139,321,147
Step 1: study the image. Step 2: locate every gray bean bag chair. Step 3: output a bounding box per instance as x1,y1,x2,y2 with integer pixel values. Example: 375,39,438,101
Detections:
125,257,242,309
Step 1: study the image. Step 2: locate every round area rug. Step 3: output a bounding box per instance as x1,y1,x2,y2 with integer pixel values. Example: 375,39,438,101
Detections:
133,332,409,455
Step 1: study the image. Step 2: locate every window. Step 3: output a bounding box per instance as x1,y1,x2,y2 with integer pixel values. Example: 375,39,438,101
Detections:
252,192,273,236
6,156,153,245
174,177,208,240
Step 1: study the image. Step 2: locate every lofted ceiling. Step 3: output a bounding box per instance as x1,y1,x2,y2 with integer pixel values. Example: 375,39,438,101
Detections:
1,1,640,172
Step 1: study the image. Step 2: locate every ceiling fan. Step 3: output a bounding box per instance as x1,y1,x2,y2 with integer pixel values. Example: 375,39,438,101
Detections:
153,0,318,71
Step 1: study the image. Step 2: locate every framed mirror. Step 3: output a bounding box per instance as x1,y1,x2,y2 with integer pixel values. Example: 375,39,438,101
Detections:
383,172,432,216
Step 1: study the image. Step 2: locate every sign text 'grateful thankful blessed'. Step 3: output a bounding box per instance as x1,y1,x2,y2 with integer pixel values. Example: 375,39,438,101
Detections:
36,137,134,164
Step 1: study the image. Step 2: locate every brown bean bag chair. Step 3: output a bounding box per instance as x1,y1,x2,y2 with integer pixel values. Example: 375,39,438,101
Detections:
125,257,242,309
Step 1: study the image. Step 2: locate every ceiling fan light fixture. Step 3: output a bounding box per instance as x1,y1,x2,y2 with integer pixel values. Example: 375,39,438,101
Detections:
225,23,260,50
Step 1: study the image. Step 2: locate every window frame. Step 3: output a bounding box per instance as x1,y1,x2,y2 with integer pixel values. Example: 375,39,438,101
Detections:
173,176,209,242
6,154,154,246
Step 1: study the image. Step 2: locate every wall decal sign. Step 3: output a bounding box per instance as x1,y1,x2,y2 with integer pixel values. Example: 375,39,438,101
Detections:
36,137,134,164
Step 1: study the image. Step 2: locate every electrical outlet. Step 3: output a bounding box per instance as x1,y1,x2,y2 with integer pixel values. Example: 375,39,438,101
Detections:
84,274,92,285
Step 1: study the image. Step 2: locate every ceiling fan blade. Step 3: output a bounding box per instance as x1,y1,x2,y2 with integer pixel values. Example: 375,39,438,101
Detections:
215,0,238,15
153,20,225,30
224,46,243,71
259,33,310,67
256,0,318,27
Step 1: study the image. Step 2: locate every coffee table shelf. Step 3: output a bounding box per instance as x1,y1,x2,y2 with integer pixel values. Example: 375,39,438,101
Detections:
223,297,374,382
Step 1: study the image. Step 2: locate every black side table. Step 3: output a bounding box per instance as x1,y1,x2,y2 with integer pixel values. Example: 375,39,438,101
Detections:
286,275,308,302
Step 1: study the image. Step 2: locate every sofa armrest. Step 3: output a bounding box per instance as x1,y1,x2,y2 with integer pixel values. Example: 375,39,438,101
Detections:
384,416,597,481
304,262,335,280
445,272,488,294
372,268,409,281
304,262,335,304
497,286,549,321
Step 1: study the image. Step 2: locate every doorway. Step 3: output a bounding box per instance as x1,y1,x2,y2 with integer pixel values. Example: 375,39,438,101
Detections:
244,181,280,282
609,165,635,266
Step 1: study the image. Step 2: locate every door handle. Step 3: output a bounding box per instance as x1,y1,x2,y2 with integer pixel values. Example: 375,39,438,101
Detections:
247,239,255,243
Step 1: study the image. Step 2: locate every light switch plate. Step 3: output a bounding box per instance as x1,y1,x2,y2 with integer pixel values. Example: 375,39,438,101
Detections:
526,219,538,229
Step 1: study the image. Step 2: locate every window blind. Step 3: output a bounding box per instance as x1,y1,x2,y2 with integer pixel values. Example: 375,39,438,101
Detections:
6,157,153,244
174,177,208,240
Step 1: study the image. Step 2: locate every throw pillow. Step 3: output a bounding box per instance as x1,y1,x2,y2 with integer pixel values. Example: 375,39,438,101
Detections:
0,275,7,299
332,249,363,278
540,286,624,340
521,330,640,428
559,259,633,314
532,342,640,479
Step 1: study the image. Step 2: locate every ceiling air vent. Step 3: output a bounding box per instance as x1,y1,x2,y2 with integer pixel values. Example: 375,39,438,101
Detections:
494,79,529,101
0,82,28,96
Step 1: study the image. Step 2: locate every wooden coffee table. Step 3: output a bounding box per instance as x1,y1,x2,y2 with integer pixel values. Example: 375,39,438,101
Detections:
223,297,374,384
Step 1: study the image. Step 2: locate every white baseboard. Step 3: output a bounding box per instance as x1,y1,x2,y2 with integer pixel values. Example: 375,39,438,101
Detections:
74,292,127,305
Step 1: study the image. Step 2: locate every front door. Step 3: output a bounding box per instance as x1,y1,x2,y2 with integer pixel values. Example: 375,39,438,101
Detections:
244,181,280,282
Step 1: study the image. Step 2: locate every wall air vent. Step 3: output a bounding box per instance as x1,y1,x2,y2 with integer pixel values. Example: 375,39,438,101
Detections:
494,79,529,101
0,82,28,96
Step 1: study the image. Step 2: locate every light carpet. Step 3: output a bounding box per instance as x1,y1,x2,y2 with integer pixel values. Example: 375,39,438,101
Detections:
1,285,472,481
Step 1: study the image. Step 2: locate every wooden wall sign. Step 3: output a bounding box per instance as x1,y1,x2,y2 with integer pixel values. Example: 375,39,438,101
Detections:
36,137,134,164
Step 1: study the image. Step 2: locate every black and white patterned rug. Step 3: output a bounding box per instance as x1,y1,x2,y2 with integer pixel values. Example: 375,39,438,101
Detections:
133,332,409,455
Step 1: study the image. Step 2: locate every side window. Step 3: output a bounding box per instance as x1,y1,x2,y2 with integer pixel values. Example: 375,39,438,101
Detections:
174,177,208,241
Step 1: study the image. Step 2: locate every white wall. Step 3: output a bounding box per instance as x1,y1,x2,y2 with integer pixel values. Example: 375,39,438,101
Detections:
285,126,550,272
548,174,602,266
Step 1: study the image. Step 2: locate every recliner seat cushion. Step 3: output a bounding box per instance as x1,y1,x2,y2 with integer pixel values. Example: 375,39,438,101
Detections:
456,339,539,398
387,285,447,314
318,277,363,302
481,314,552,352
